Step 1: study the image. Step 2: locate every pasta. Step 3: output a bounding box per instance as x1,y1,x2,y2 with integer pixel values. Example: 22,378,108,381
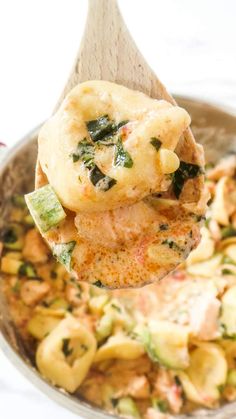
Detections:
31,80,207,289
36,316,97,392
1,153,236,417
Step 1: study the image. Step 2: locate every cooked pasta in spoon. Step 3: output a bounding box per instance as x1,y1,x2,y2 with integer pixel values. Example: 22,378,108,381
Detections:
26,81,206,288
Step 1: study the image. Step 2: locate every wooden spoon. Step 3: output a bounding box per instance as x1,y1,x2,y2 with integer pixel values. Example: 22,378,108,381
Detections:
35,0,206,288
37,0,203,189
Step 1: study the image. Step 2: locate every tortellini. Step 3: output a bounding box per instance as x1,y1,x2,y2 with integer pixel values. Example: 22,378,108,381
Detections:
38,81,190,212
211,176,236,226
36,316,96,392
186,254,222,277
93,332,144,363
178,343,227,407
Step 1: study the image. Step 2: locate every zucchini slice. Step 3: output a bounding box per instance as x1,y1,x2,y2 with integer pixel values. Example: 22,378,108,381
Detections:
139,320,189,369
220,286,236,337
25,185,66,232
52,241,76,271
1,223,24,250
117,397,140,418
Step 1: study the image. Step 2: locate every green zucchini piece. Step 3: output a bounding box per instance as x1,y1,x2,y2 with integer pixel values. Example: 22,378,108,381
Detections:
12,194,26,208
18,262,37,278
139,320,189,369
52,241,76,271
114,137,133,168
151,398,168,413
227,369,236,386
117,397,140,418
150,137,162,152
25,185,66,232
1,223,24,250
220,285,236,337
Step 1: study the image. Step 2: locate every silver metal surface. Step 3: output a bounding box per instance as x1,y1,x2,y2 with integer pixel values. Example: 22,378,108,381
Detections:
0,97,236,418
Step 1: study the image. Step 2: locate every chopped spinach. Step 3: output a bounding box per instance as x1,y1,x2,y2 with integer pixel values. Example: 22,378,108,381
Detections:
1,227,17,244
221,226,236,239
111,303,122,313
53,241,76,271
93,280,105,288
172,161,203,199
162,239,183,253
150,137,162,152
81,343,88,352
222,268,233,275
86,115,115,142
159,224,169,231
50,270,57,279
111,398,119,408
117,120,129,130
72,139,95,168
86,115,129,143
90,165,116,191
18,262,37,278
114,138,133,168
62,338,73,357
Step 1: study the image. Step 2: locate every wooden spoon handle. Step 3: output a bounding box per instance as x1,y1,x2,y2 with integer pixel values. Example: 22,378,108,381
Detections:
56,0,173,110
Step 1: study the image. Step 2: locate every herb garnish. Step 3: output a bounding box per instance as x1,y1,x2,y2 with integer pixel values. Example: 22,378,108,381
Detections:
152,398,168,413
93,280,105,288
162,239,183,252
159,224,169,231
222,268,233,275
62,338,73,357
86,115,115,142
90,165,116,191
150,137,162,152
1,227,17,244
111,303,122,313
72,139,94,168
86,115,129,143
114,137,133,168
172,161,203,199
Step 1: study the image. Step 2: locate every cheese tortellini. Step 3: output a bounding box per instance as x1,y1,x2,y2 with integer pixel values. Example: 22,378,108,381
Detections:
38,81,190,212
36,316,96,392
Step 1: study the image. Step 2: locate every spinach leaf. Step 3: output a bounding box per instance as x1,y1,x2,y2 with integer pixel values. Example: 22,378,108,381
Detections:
172,161,203,198
1,227,17,243
90,165,116,191
62,338,73,357
150,137,162,151
114,138,133,168
92,280,105,288
86,116,129,144
86,115,115,142
72,139,94,168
